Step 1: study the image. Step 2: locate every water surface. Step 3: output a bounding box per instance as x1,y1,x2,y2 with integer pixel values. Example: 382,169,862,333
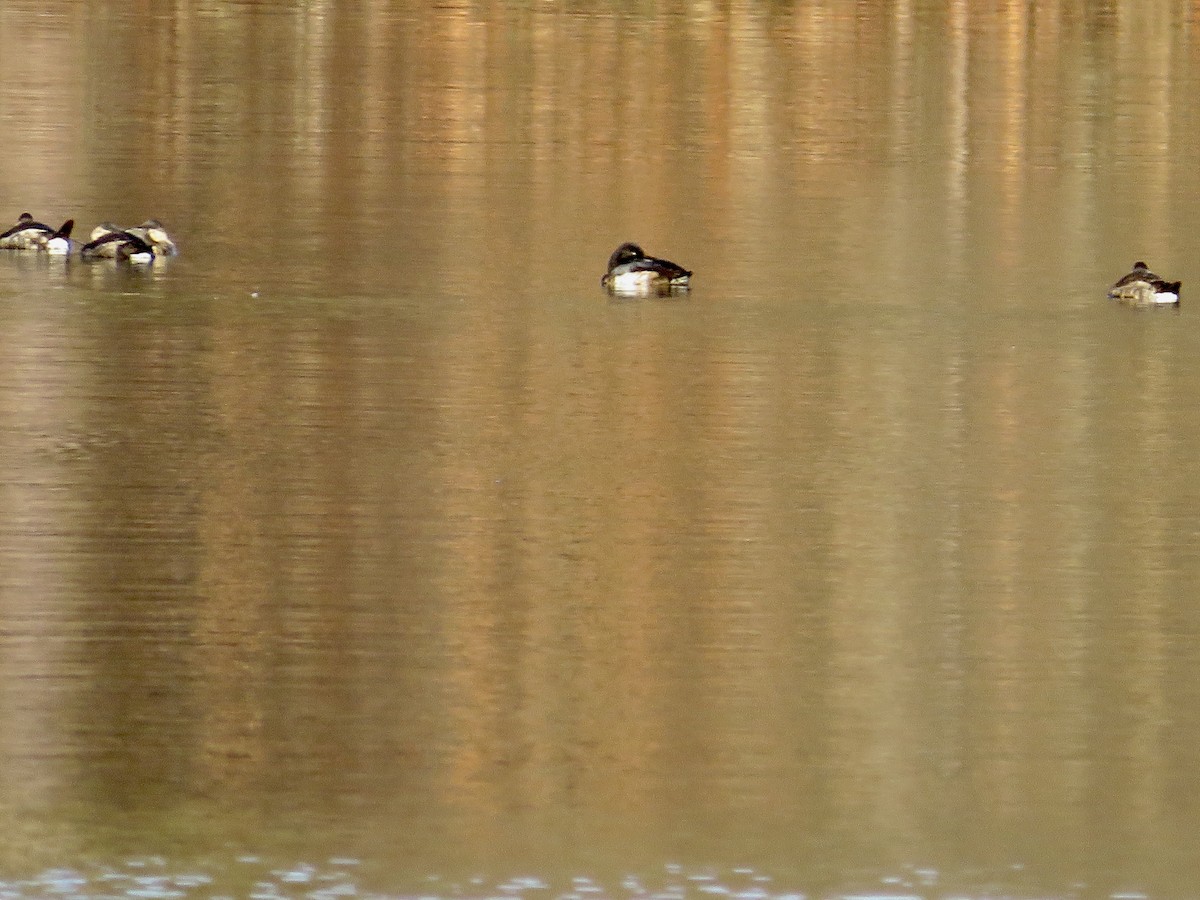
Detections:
3,2,1200,898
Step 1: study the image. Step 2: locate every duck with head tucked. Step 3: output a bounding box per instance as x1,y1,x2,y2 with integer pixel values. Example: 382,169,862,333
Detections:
0,212,74,253
84,219,178,261
126,219,178,256
80,225,156,264
601,242,692,295
1109,261,1181,307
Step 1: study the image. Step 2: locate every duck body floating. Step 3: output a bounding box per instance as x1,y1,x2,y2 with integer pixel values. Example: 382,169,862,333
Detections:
1109,261,1181,306
601,242,692,296
80,227,156,264
0,213,74,253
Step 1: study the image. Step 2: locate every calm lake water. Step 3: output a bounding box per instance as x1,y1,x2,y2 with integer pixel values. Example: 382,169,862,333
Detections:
3,2,1200,898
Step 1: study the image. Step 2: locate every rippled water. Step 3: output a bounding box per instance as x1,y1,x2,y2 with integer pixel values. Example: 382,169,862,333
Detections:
3,2,1200,898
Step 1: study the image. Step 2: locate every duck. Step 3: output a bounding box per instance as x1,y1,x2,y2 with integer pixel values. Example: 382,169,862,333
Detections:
89,222,123,241
1109,261,1181,306
601,242,692,295
88,219,178,258
126,219,178,256
79,227,156,264
0,213,74,253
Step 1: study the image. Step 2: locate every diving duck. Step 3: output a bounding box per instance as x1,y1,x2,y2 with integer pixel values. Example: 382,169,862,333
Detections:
126,219,178,256
80,227,156,264
0,213,74,253
1109,261,1181,306
601,242,692,295
87,220,178,258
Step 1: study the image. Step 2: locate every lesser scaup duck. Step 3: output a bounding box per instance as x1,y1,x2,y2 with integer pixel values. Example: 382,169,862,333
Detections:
80,227,156,264
126,219,178,256
89,220,178,257
0,213,74,253
1109,261,1181,306
89,223,123,241
601,242,692,295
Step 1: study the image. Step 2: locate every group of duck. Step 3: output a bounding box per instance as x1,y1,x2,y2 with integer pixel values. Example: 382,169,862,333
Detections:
0,212,177,262
601,241,1181,307
1,218,1179,305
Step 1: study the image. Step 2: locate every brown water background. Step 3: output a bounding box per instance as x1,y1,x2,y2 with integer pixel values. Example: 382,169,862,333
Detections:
3,2,1200,897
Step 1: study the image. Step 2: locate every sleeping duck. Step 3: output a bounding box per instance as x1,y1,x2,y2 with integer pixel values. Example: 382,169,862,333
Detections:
0,213,74,253
80,227,156,264
126,219,178,256
601,242,692,295
87,220,178,258
1109,261,1181,306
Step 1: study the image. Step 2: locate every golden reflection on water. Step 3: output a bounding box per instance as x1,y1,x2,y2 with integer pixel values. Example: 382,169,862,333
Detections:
3,0,1200,896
